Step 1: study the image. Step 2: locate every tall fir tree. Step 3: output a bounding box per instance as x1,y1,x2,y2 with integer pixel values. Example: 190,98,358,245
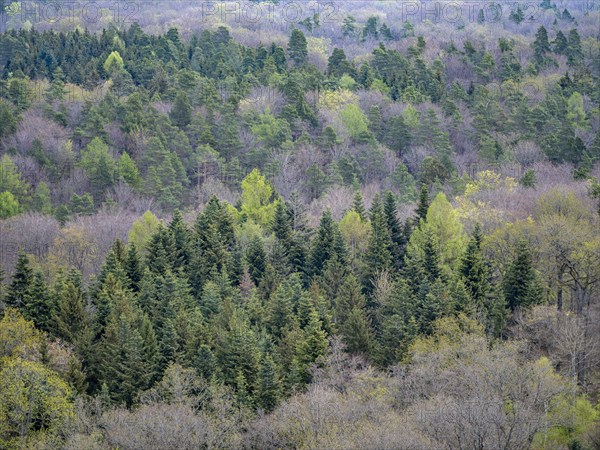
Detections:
503,239,543,311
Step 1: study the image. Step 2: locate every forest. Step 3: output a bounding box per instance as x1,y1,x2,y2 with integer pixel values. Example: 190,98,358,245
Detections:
0,0,599,448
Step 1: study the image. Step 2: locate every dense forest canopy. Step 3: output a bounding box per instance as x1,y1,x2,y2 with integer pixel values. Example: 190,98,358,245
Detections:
0,1,599,448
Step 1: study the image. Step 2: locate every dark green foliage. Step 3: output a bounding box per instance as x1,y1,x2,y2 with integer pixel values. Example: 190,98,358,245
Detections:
287,28,308,66
309,210,347,278
246,236,267,286
170,91,192,128
6,252,33,310
460,224,489,311
503,239,543,311
415,184,430,225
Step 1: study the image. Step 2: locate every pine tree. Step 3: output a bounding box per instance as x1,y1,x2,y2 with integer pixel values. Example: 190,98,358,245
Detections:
509,5,524,24
287,28,308,66
503,239,543,311
6,252,33,310
170,91,192,128
566,29,583,67
533,26,553,69
553,30,568,54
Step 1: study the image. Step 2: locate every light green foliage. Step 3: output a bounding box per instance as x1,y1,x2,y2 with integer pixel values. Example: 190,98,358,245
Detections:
566,92,588,129
240,169,278,227
117,152,141,188
0,155,29,202
0,358,74,447
104,50,124,73
128,211,161,254
340,103,369,140
0,191,20,218
250,112,291,149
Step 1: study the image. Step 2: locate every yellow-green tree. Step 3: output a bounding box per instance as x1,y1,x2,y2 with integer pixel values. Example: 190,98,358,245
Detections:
240,169,279,228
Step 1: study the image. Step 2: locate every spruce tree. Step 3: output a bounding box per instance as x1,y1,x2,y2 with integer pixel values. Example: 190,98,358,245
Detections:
415,184,430,225
24,270,52,332
384,191,406,271
6,252,33,310
309,210,347,278
352,189,367,221
460,224,490,311
255,353,281,412
246,236,267,286
503,239,543,311
125,243,143,292
363,196,393,290
340,307,375,355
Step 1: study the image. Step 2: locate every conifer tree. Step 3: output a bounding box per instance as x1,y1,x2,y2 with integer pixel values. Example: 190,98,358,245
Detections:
24,270,52,332
309,210,347,278
503,239,543,311
246,236,267,286
293,309,328,385
255,353,281,412
363,196,393,289
460,224,489,311
287,28,308,66
125,243,143,292
384,191,406,270
340,307,375,355
415,184,430,225
352,189,367,221
6,252,33,310
170,91,192,128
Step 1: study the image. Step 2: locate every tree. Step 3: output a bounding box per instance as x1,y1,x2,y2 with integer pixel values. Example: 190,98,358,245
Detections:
287,28,308,66
23,271,52,332
141,137,187,209
117,152,141,188
128,211,161,255
342,16,356,37
104,50,124,73
363,196,393,289
340,307,374,355
533,26,554,69
255,354,281,412
415,184,430,225
327,48,354,78
240,169,278,227
32,182,52,215
170,91,192,129
460,224,489,311
0,100,17,139
509,4,524,24
0,154,29,202
309,210,347,277
6,252,33,310
0,358,74,448
566,29,583,67
0,191,19,218
80,137,116,200
246,236,267,286
293,309,328,385
503,239,543,311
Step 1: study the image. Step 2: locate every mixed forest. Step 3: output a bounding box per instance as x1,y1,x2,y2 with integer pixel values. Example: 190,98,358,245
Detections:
0,0,599,448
